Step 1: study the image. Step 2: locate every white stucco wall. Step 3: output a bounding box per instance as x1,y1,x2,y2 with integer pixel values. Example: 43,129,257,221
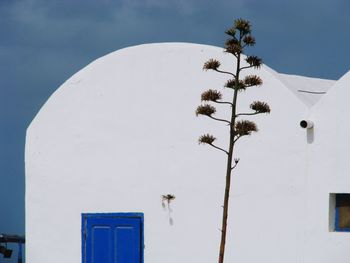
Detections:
25,43,348,263
304,71,350,263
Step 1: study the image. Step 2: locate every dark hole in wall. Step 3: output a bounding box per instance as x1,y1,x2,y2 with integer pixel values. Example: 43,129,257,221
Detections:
336,194,350,229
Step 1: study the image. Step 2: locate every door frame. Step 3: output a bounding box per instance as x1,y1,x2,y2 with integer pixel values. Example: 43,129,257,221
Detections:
81,213,144,263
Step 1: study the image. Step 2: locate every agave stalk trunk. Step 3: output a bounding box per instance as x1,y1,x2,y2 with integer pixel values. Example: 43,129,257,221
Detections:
218,52,241,263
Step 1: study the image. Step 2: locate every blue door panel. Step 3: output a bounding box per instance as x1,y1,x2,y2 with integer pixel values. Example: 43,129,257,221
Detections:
115,226,138,263
92,226,112,263
83,214,143,263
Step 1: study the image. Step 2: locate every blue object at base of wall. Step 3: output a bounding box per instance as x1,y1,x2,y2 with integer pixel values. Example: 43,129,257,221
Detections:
82,213,144,263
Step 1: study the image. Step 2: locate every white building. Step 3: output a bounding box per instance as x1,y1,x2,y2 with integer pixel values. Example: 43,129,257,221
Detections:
25,43,350,263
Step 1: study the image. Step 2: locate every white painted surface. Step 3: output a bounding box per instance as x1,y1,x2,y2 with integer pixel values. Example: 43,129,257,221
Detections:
277,73,335,107
25,43,348,263
305,70,350,263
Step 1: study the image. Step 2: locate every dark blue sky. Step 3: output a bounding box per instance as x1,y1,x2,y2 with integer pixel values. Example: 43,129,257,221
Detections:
1,0,350,258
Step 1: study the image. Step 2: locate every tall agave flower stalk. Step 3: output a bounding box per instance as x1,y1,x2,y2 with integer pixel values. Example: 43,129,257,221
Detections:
196,19,271,263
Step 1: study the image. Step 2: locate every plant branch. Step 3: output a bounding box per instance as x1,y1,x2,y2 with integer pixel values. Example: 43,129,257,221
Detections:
233,135,242,143
239,65,254,71
208,143,229,155
208,116,231,125
231,163,239,170
213,101,234,106
243,84,260,88
236,112,259,117
214,69,236,78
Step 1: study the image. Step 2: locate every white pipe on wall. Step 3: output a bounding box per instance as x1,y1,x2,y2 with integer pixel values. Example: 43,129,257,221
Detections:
300,120,314,129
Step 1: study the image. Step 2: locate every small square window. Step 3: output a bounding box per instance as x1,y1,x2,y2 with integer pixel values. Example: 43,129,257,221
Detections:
330,193,350,232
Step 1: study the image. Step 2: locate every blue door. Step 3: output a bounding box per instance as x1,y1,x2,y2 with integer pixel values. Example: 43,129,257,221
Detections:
82,213,144,263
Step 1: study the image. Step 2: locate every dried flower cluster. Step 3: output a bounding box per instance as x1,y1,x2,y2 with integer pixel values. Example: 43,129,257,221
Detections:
198,134,216,145
225,38,239,46
235,120,258,136
224,80,245,91
250,101,271,114
224,79,236,89
201,89,222,102
234,19,251,34
243,35,256,46
245,56,262,69
162,194,176,202
243,75,263,87
196,104,216,117
225,28,236,37
203,59,221,71
225,41,242,56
